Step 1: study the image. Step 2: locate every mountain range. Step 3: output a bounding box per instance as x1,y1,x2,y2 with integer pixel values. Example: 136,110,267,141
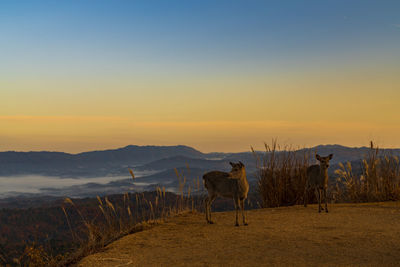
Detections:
3,144,397,176
1,144,399,198
0,145,204,177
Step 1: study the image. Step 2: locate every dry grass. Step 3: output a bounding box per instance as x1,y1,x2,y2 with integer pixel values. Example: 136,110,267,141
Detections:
334,141,400,203
254,140,310,208
18,168,203,267
256,140,400,207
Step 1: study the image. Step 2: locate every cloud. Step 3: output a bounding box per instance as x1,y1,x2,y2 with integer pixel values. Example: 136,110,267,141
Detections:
394,24,400,28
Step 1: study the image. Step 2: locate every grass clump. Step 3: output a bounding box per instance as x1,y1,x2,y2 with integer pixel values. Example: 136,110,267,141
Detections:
16,168,203,267
254,140,310,208
334,141,400,202
255,140,400,207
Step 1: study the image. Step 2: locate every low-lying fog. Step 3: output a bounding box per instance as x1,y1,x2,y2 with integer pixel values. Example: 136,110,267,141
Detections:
0,175,126,194
0,170,158,198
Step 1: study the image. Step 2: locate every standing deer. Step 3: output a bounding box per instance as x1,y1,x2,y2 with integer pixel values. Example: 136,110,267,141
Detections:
304,154,333,213
203,161,249,226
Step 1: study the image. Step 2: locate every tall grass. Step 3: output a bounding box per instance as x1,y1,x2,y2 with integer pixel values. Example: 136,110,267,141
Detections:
18,168,203,267
254,140,310,208
256,140,400,207
334,141,400,202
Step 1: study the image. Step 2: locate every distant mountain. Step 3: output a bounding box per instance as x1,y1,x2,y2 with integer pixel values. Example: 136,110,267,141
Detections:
2,143,398,198
74,145,204,164
0,145,205,177
135,156,230,171
1,143,399,179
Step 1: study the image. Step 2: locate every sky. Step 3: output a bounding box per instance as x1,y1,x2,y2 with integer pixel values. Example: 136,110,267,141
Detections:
1,0,400,153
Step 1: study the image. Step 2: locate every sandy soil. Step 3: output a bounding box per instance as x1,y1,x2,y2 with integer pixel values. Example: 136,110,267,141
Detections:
79,202,400,266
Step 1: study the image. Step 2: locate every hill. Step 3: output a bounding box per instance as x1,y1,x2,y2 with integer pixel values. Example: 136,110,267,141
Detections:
0,145,205,177
2,143,400,198
135,156,229,171
2,144,400,178
79,202,400,266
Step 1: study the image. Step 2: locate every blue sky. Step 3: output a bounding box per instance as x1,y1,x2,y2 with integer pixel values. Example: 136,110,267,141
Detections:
1,1,400,152
1,0,399,77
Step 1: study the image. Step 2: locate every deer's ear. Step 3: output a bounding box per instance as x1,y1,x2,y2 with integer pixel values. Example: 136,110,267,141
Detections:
316,154,321,161
239,161,244,167
328,154,333,160
229,162,234,167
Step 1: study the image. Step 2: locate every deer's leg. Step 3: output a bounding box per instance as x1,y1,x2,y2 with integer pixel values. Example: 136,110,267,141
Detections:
315,188,321,213
240,199,248,226
233,198,240,226
324,188,329,213
208,195,217,224
204,196,209,223
320,188,325,211
319,189,323,213
304,185,308,207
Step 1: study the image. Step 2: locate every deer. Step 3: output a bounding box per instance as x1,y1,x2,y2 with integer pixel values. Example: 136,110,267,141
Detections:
304,154,333,213
203,161,249,226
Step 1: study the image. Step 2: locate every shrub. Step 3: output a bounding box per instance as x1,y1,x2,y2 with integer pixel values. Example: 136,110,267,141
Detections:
254,140,310,208
334,142,400,202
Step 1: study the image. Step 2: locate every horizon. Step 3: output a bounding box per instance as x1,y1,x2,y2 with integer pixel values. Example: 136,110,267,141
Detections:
1,1,400,153
0,142,394,154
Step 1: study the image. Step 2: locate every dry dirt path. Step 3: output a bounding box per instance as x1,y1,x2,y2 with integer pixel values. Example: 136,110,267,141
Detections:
79,202,400,266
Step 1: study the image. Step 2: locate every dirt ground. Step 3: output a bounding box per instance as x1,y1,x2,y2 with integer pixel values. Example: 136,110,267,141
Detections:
79,202,400,266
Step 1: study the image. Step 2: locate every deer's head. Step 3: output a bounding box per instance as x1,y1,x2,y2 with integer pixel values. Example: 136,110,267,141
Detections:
316,154,333,169
229,161,246,178
229,161,245,171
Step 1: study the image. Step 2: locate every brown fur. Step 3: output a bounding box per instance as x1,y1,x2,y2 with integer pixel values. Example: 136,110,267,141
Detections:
203,161,249,226
304,154,333,213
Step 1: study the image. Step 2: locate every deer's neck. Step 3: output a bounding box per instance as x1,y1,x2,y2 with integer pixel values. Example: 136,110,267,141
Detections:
230,169,247,183
240,169,248,188
240,169,247,182
320,167,329,183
